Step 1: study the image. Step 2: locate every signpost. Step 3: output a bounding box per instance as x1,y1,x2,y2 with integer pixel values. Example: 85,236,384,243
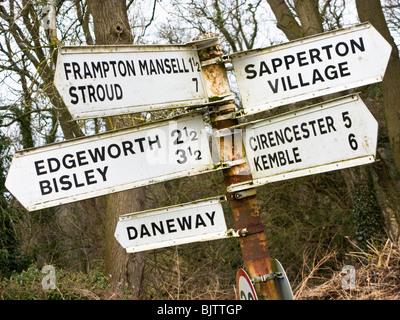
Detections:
5,23,392,301
5,115,218,211
236,268,258,300
231,22,391,116
54,43,209,119
115,197,229,253
227,94,378,192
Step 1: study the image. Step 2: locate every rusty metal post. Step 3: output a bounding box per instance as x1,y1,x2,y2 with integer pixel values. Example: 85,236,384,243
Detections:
198,40,280,300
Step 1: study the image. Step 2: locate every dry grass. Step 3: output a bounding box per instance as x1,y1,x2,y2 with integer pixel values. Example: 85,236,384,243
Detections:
296,238,400,300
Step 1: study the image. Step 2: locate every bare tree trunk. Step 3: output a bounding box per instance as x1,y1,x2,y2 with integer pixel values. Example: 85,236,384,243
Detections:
356,0,400,174
293,0,323,36
267,0,393,243
267,0,304,40
87,0,147,298
356,0,400,240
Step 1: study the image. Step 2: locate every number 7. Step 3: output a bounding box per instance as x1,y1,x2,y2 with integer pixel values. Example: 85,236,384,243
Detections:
192,78,198,92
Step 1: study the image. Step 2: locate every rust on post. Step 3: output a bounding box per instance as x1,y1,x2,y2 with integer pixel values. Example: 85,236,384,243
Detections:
198,37,280,300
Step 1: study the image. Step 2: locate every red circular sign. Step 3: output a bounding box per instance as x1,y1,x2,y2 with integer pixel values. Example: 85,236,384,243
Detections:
236,268,258,300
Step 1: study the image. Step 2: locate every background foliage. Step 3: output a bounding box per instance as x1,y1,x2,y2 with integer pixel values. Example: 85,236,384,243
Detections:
1,0,400,299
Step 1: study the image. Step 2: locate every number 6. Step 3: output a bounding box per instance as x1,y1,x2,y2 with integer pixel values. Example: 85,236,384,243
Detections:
348,133,358,150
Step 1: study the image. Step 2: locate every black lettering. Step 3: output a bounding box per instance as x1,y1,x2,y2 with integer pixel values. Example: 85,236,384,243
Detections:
350,37,365,53
76,151,89,166
278,151,286,166
249,137,258,151
108,144,121,159
139,60,148,75
195,214,206,228
285,149,295,164
309,48,322,64
52,178,59,193
69,86,79,105
301,122,310,139
47,158,60,173
78,86,87,103
73,173,84,188
101,61,110,77
268,79,279,93
149,59,157,75
140,224,151,238
335,42,349,57
177,216,192,231
321,44,333,59
164,59,172,73
64,63,72,80
126,60,136,76
39,180,52,195
105,84,114,100
83,62,93,78
267,131,276,147
166,219,177,233
298,73,310,87
318,118,327,134
284,55,295,70
88,146,106,163
326,116,336,132
338,62,351,77
259,134,269,149
293,147,301,163
259,155,268,169
254,156,263,171
62,154,76,169
292,125,301,141
151,221,165,235
135,137,146,152
312,69,324,84
85,169,97,185
60,175,72,191
34,160,46,175
87,85,97,102
97,85,105,101
308,120,318,136
268,153,278,168
259,61,271,76
115,84,123,100
127,226,137,240
148,135,161,150
118,61,127,76
287,76,298,90
284,127,293,142
97,166,108,182
156,59,164,74
109,61,117,77
91,62,103,78
297,51,308,67
72,62,82,79
275,130,285,145
271,58,282,73
122,141,135,156
181,58,189,72
281,77,287,91
205,211,215,225
171,59,178,73
325,65,338,80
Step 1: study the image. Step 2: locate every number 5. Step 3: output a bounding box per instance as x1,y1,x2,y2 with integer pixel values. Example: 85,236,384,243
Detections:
342,111,352,128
